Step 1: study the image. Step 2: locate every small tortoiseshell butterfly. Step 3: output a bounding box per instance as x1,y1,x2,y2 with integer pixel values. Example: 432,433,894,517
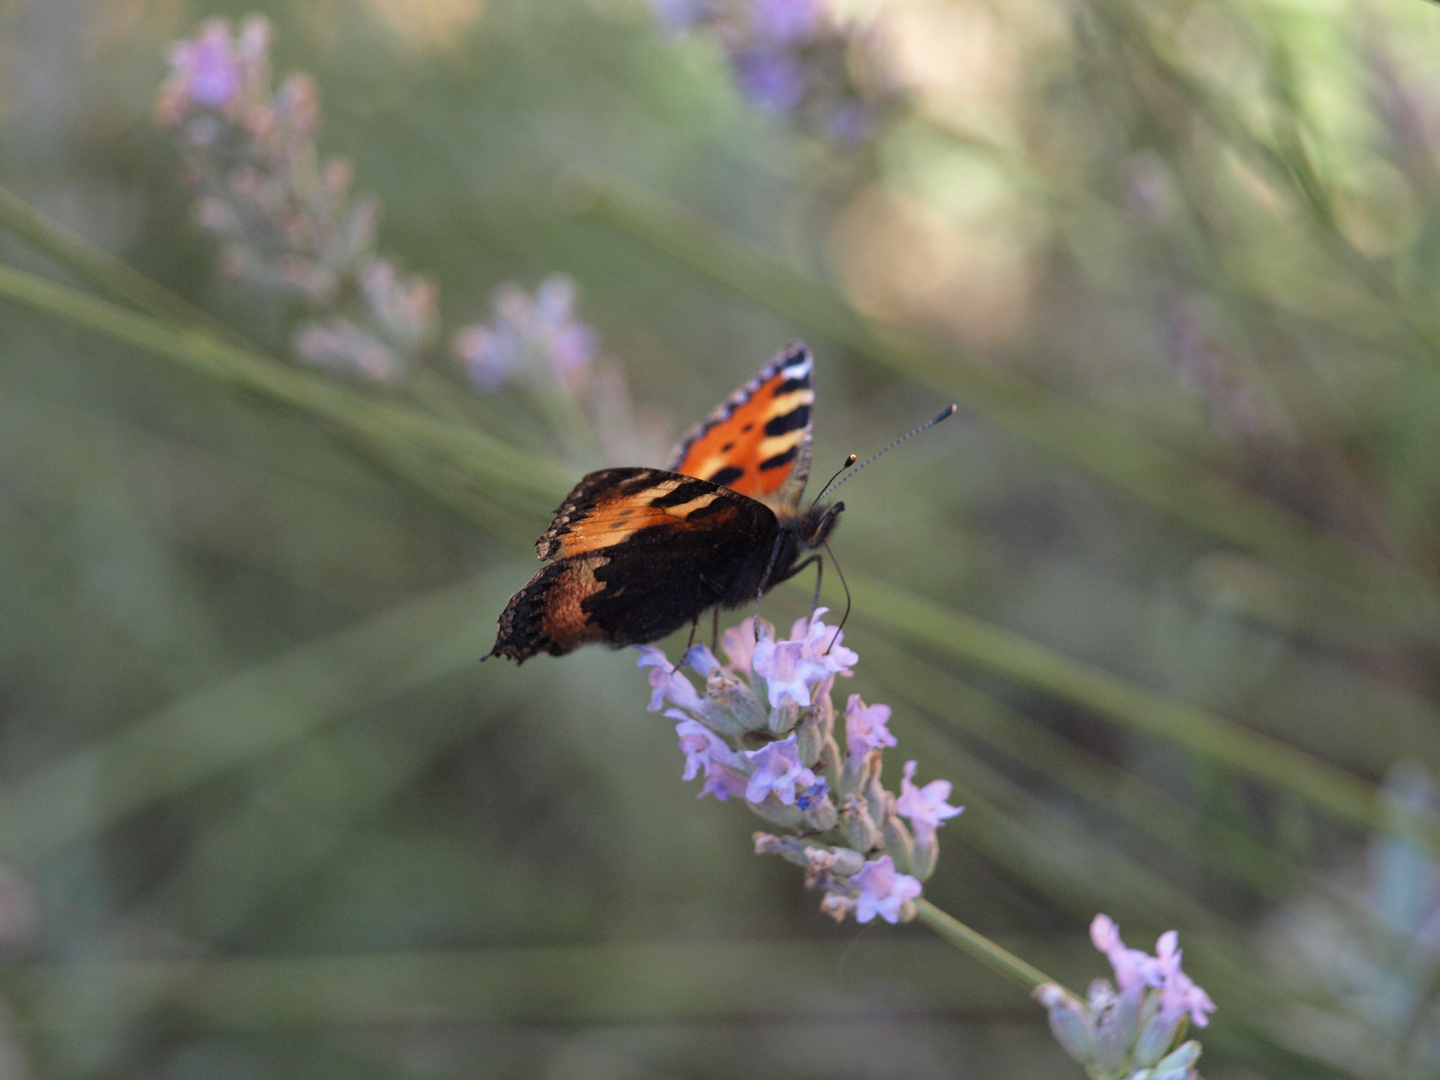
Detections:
489,342,841,663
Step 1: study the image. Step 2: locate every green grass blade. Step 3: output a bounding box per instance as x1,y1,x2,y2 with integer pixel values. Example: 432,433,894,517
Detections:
575,173,1440,638
844,570,1440,858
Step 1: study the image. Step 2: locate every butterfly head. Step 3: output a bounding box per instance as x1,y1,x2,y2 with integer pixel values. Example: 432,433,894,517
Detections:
788,499,844,549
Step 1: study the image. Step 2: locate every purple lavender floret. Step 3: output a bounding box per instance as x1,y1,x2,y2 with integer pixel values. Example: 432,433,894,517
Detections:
850,855,922,924
744,734,817,805
1090,914,1160,998
843,694,896,764
637,645,706,713
896,759,964,839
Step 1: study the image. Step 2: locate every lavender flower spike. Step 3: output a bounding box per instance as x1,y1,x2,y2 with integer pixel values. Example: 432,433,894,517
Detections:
156,17,437,381
646,615,946,926
1037,915,1214,1078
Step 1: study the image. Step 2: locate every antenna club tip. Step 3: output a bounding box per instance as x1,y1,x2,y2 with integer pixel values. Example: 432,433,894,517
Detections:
936,404,959,422
845,454,858,466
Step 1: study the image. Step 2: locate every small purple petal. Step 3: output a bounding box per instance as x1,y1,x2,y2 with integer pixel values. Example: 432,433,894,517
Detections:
1161,969,1217,1028
700,765,749,801
752,638,827,709
895,760,964,837
684,643,722,677
733,46,807,114
850,855,923,924
721,619,758,676
1090,914,1166,998
844,694,897,764
637,646,704,713
743,734,817,805
795,777,829,811
752,0,822,44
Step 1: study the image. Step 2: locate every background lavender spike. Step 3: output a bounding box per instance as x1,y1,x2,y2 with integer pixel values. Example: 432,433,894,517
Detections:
156,16,437,381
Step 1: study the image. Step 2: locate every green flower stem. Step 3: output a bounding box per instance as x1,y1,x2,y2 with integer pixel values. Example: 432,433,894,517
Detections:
844,570,1440,859
573,172,1440,640
914,899,1057,992
0,184,240,341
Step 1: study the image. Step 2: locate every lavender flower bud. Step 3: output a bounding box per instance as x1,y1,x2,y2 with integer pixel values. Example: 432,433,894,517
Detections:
753,832,783,855
830,847,865,876
910,827,938,882
879,793,916,876
820,891,854,922
803,790,838,832
1033,984,1094,1065
1130,990,1182,1069
1150,1040,1202,1079
705,667,767,731
848,855,922,924
841,793,879,853
1089,981,1129,1075
795,710,824,768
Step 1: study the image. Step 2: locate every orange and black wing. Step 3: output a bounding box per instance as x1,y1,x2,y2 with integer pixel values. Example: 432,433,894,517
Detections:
667,342,814,512
490,468,779,662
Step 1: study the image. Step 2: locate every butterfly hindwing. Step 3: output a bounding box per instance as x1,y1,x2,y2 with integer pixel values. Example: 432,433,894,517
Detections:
667,342,814,511
492,467,781,661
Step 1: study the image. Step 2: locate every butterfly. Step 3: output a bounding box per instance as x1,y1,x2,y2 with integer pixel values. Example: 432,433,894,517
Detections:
489,342,843,663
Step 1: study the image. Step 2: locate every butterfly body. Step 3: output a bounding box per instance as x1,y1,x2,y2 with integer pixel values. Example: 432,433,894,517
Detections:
490,344,838,663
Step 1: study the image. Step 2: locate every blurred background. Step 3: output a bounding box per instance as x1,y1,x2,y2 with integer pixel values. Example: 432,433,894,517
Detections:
3,0,1440,1076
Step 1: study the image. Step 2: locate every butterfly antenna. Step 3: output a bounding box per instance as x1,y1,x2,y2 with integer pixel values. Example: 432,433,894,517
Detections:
821,538,851,654
809,454,858,508
818,404,958,502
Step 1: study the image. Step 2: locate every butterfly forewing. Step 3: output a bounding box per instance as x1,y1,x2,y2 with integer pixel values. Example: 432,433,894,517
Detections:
667,342,814,511
537,468,758,560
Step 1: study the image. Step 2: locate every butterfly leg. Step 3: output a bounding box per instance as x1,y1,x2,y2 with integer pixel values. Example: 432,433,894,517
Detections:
677,575,724,670
771,554,822,605
679,614,701,665
711,605,721,654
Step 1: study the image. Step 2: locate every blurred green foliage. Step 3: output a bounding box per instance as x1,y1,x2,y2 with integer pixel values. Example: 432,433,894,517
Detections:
5,0,1440,1076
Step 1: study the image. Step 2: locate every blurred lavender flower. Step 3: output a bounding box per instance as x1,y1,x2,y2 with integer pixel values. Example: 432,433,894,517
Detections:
450,275,667,467
639,610,961,924
1259,761,1440,1071
1034,915,1214,1080
1162,298,1273,442
452,275,599,392
651,0,896,145
156,16,438,381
